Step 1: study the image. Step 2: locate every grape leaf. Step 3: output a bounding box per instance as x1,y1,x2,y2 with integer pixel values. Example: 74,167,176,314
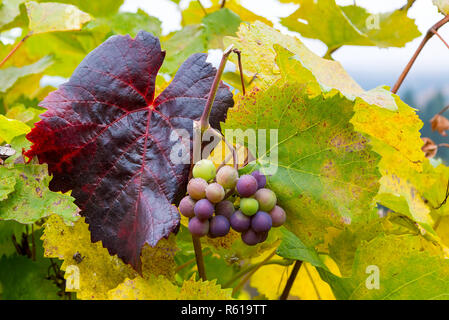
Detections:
224,83,380,250
56,0,124,17
0,0,24,30
25,1,91,34
319,233,449,300
0,220,25,257
42,214,178,299
0,167,16,201
0,55,53,93
433,0,449,15
104,10,162,38
202,8,242,49
0,114,30,143
25,31,234,272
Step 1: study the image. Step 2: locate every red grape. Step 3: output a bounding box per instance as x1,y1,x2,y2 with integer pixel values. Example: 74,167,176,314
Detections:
254,188,277,212
236,175,258,197
188,217,209,237
187,178,208,200
215,200,234,219
241,229,261,246
216,166,238,189
270,205,286,227
251,211,272,232
209,215,230,237
194,199,214,220
205,182,225,203
251,170,266,189
179,196,195,218
230,210,251,232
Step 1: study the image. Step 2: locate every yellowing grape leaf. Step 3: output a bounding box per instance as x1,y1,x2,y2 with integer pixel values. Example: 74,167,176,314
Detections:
0,0,25,30
26,1,91,34
320,233,449,299
42,215,178,299
0,115,30,143
280,0,420,51
433,0,449,14
224,22,398,111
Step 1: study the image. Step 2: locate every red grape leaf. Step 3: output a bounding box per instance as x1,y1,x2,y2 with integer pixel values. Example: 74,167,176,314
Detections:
25,31,233,272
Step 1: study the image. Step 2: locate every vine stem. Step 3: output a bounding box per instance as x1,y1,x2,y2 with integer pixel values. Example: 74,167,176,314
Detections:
196,0,208,16
279,260,302,300
437,104,449,115
0,33,31,68
199,44,234,131
192,235,207,280
392,15,449,94
233,48,246,95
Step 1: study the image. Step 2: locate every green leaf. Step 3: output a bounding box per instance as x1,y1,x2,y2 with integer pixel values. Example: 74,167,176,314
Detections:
280,0,420,51
5,104,43,126
26,1,91,34
0,55,53,93
54,0,124,17
320,233,449,299
0,0,24,30
0,166,16,201
202,8,242,49
0,220,25,257
0,114,30,143
276,228,326,269
104,9,162,38
223,82,380,250
0,163,78,224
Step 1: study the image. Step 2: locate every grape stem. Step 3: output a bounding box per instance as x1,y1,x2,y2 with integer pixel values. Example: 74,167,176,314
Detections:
437,104,449,115
199,44,234,131
279,260,302,300
233,48,246,95
192,235,207,280
0,33,31,68
196,0,208,16
392,14,449,94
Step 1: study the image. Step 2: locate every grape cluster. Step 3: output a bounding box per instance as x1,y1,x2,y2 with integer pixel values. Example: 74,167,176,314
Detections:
179,159,286,246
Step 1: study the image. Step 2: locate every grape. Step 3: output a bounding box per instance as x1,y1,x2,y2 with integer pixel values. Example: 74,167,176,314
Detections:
205,182,225,203
254,188,277,212
209,215,230,237
258,231,269,243
270,205,286,227
194,199,214,220
187,178,208,200
230,210,251,232
236,175,258,197
179,196,196,218
192,159,216,181
216,166,238,189
251,170,266,189
215,200,234,219
239,198,259,216
241,229,261,246
251,211,272,232
188,217,209,237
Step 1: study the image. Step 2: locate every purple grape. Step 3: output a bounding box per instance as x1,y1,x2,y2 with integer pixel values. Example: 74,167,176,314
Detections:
236,175,258,197
251,170,266,189
215,200,234,219
187,178,208,200
258,231,269,243
270,205,286,227
241,229,261,246
188,217,209,237
179,196,196,218
254,188,277,212
205,182,225,203
230,210,251,232
209,215,230,237
251,211,272,232
194,199,214,220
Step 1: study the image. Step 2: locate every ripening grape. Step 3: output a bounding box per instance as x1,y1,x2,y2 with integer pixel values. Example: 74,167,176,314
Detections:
251,170,266,189
179,196,196,218
258,231,269,243
254,188,276,212
239,198,259,216
188,217,209,237
194,199,214,220
251,211,272,232
192,159,216,181
216,166,238,189
230,210,251,232
215,200,234,219
241,229,261,246
205,182,225,203
187,178,208,200
270,205,286,227
209,215,230,237
236,175,258,197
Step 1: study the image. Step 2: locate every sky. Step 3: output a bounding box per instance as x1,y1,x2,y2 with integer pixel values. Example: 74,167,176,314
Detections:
120,0,449,95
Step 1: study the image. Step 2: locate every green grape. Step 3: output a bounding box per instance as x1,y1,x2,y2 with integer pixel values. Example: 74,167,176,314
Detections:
240,198,259,216
192,159,216,181
254,188,277,212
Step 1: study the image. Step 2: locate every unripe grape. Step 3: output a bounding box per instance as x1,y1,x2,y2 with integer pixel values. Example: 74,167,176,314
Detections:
194,199,214,220
179,196,196,218
187,178,208,200
241,229,261,246
216,166,238,189
215,200,234,219
254,188,277,212
251,211,272,232
189,217,209,237
239,198,259,216
205,183,225,203
236,175,258,197
209,215,230,237
192,159,216,181
270,205,286,227
230,210,251,232
251,170,266,189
